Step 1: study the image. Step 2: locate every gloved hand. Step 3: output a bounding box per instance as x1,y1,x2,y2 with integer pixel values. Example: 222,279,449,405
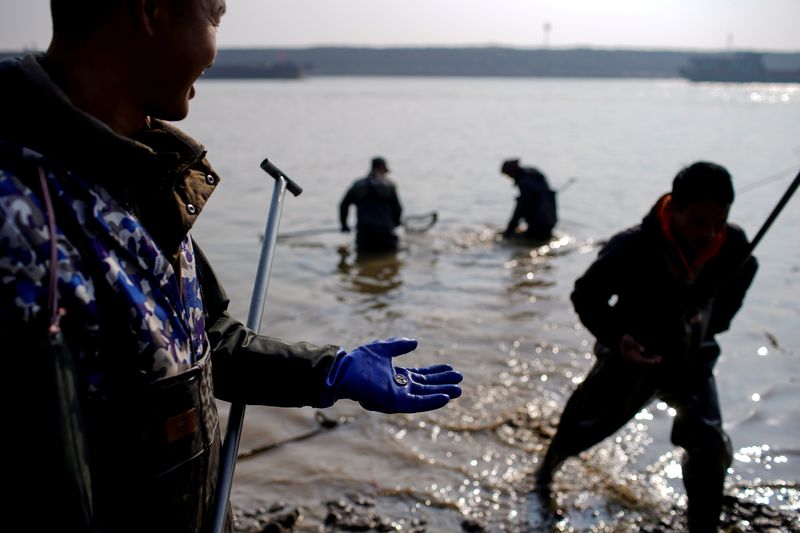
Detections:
325,337,462,413
341,225,351,233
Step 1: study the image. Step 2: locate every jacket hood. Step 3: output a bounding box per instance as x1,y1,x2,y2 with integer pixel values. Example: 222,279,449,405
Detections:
0,54,206,199
640,193,669,233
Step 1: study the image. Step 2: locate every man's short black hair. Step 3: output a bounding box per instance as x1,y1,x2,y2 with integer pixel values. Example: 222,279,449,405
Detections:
50,0,225,41
671,161,734,210
50,0,121,40
501,159,520,176
371,157,389,172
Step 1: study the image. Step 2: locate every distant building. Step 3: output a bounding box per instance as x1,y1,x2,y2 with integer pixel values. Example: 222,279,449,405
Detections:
680,52,800,83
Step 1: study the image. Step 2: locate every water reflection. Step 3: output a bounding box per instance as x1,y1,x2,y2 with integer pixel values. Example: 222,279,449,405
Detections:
336,247,404,297
502,234,577,299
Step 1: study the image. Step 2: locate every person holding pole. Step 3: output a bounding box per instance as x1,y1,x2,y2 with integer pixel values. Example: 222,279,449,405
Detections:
0,2,462,532
534,161,758,532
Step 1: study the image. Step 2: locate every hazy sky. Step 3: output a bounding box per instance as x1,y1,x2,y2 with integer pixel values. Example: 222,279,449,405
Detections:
2,0,798,52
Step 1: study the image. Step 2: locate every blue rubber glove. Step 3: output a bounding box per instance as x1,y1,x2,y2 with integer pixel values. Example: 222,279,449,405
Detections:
325,337,463,413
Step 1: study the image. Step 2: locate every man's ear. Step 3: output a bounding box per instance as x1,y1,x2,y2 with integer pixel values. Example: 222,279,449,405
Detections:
131,0,167,37
665,195,679,215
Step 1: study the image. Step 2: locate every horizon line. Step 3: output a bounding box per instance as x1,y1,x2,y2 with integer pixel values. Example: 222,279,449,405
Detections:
3,44,800,55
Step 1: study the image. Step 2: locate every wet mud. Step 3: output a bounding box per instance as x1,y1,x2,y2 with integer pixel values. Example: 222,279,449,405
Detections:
233,490,798,532
230,230,797,532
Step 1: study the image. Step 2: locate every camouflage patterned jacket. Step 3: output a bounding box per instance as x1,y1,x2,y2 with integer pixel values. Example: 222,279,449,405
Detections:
0,55,338,532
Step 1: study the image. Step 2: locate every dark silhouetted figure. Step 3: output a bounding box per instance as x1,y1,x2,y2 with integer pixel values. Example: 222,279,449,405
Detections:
340,157,403,253
501,159,557,240
535,161,758,532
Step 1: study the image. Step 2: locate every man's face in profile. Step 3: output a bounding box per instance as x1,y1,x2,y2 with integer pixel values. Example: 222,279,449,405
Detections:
145,0,225,121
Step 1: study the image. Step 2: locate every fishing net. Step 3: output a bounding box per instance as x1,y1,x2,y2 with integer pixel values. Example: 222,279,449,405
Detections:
402,212,438,233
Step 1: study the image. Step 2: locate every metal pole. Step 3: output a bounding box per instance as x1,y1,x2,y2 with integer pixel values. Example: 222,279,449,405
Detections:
701,169,800,298
745,169,800,256
211,159,302,533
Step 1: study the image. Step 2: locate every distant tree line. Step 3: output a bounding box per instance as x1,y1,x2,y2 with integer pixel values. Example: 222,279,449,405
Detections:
211,47,800,78
3,47,799,79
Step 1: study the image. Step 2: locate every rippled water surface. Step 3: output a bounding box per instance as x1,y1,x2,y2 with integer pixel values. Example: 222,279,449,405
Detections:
183,77,800,531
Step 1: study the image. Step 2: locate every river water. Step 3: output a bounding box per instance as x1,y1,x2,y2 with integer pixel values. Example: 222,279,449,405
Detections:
182,77,799,531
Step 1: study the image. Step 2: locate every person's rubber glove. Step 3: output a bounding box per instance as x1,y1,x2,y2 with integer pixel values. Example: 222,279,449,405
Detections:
341,224,351,233
325,337,462,413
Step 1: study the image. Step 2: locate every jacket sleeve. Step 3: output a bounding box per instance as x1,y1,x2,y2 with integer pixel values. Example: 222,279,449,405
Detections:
708,254,758,335
391,186,402,227
193,241,339,406
570,235,630,354
505,198,524,235
339,186,354,229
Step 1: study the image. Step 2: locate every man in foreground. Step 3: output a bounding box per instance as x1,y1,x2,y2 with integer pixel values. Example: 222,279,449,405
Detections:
0,1,462,530
535,162,758,531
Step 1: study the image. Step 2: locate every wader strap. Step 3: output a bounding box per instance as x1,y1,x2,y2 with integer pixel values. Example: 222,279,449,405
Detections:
38,165,62,334
37,164,95,528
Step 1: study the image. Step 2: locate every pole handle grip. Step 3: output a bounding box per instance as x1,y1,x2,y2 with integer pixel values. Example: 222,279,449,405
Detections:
260,158,303,196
